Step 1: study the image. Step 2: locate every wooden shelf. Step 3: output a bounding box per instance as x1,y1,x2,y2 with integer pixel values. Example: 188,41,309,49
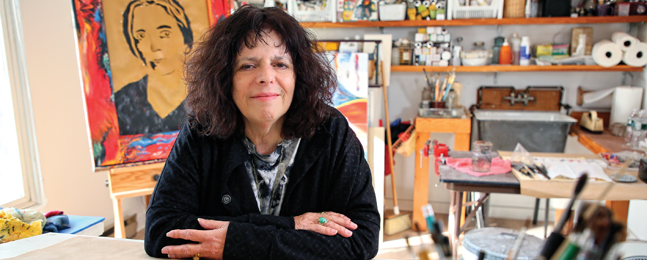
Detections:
302,16,647,28
390,64,643,72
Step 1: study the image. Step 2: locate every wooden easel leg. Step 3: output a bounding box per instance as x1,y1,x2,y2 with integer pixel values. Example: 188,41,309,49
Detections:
113,198,126,239
145,195,152,209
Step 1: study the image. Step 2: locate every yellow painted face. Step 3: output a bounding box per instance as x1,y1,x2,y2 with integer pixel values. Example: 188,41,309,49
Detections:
131,4,186,75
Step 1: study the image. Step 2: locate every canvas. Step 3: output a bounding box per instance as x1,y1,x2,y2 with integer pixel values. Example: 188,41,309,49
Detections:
72,0,217,168
329,52,369,153
338,0,379,21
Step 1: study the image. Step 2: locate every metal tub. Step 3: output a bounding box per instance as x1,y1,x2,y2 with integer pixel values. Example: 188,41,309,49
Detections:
473,110,577,153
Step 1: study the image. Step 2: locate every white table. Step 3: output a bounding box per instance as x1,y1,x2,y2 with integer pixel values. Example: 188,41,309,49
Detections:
0,233,150,259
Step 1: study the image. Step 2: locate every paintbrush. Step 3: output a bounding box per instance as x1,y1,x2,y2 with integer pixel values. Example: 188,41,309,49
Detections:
506,227,527,260
434,74,440,102
539,173,588,260
422,68,432,89
439,75,448,102
441,71,456,101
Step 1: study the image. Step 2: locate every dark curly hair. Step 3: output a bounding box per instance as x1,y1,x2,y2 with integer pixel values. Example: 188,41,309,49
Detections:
184,6,336,139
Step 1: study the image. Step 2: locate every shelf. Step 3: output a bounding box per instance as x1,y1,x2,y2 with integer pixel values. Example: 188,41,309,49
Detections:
301,16,647,28
390,64,643,72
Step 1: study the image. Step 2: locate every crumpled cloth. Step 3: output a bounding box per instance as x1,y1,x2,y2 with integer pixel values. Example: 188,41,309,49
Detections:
43,215,70,233
445,157,511,177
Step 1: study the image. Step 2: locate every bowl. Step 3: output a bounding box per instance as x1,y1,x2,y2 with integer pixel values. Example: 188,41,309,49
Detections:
461,57,488,66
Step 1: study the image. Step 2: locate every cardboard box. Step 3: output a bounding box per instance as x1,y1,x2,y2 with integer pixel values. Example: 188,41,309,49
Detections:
571,27,593,56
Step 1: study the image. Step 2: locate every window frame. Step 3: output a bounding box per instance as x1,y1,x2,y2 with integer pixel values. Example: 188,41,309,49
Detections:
0,0,42,208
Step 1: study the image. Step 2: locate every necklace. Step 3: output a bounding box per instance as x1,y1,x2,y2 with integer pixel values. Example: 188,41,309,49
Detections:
244,138,285,214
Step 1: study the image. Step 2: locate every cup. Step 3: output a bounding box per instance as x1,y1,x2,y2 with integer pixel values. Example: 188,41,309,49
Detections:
596,4,614,16
639,157,647,183
472,141,493,172
431,101,446,108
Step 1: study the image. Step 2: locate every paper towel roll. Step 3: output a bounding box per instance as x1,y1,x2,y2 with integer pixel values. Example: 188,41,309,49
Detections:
611,86,643,125
612,32,639,51
592,40,623,67
623,42,647,67
579,88,614,109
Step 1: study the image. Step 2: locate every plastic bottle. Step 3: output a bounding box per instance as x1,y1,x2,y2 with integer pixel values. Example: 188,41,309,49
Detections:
625,108,639,145
499,38,511,65
492,36,504,64
630,110,646,148
520,36,531,66
510,33,522,65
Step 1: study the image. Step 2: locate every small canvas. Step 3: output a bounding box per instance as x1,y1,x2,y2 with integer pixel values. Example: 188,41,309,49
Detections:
338,0,379,21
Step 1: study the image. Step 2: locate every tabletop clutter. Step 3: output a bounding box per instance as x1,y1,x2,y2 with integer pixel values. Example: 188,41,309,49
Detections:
415,140,645,260
0,207,74,244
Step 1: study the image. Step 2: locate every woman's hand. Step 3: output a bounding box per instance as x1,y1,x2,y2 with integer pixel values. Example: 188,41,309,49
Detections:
294,212,358,238
161,218,229,260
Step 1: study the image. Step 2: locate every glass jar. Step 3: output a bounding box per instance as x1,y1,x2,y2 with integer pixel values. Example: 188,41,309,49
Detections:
399,42,413,65
472,141,493,172
445,89,458,109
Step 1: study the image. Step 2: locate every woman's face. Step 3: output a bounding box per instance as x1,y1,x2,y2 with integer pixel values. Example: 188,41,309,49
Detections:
232,31,296,128
132,4,186,75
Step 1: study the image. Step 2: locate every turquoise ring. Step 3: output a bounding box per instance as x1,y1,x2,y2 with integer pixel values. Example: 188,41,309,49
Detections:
318,217,327,225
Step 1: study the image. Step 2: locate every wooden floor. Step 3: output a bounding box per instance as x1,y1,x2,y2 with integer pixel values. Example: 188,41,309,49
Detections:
132,213,553,259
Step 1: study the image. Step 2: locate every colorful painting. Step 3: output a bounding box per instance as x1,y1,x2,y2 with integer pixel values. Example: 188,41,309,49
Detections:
72,0,217,168
329,52,369,152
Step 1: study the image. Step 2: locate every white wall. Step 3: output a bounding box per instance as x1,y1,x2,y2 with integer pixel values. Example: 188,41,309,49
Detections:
20,0,146,233
16,0,645,239
312,21,646,238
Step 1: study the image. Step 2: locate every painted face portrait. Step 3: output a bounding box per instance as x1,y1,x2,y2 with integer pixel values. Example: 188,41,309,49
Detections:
111,0,196,135
131,4,186,75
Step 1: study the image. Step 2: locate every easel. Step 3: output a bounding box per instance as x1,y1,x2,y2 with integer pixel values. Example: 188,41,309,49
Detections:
107,162,165,238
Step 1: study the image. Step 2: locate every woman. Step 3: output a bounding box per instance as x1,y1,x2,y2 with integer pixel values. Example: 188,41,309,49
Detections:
115,0,193,135
144,5,380,260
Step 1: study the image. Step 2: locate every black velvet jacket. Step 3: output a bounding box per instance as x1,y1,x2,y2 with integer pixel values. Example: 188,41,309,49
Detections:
144,108,380,259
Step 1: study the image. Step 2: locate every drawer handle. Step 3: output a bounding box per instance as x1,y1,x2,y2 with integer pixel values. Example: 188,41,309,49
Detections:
153,174,160,182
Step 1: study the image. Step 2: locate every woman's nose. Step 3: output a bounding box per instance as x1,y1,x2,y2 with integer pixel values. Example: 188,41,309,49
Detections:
256,63,275,84
150,36,162,51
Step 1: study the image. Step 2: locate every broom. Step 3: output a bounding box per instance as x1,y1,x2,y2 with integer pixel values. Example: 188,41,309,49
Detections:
380,61,411,235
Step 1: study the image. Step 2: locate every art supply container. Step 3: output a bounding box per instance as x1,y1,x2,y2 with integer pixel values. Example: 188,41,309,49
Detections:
431,101,446,108
639,157,647,183
462,227,544,260
472,141,493,172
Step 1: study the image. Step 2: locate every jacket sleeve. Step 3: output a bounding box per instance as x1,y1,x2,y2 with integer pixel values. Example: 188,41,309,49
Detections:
144,124,297,258
222,123,380,260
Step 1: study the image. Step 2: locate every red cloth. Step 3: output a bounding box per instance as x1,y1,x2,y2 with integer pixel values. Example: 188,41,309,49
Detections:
45,210,64,218
445,157,511,177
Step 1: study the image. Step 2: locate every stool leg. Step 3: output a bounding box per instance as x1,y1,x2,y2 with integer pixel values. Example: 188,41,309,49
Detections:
113,198,126,239
544,198,550,239
533,198,540,225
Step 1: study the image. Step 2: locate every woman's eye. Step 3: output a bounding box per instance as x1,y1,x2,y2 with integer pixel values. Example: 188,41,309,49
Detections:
275,63,288,68
134,32,145,40
160,30,171,38
239,64,254,70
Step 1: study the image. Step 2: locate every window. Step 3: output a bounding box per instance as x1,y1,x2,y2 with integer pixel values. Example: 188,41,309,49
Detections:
0,0,41,208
